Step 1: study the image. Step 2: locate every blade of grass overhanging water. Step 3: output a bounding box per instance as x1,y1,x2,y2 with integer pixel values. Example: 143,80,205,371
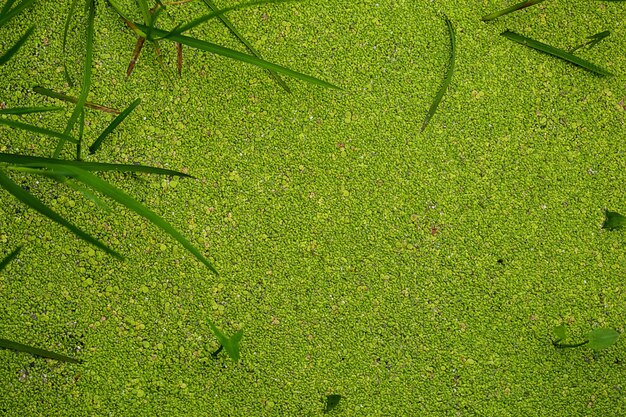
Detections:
32,86,120,114
137,24,339,89
0,118,78,144
62,0,80,86
0,26,33,65
482,0,546,22
0,246,21,272
501,30,612,76
0,0,35,28
0,168,122,259
54,165,217,274
54,0,96,158
0,338,82,363
569,30,610,53
75,108,85,159
0,153,193,177
421,14,455,132
89,98,141,154
0,106,62,115
201,0,290,93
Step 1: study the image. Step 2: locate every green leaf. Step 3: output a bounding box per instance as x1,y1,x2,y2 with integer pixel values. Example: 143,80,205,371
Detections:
501,30,612,76
32,86,120,114
0,152,193,178
89,98,141,154
324,394,342,413
48,165,217,274
0,118,78,144
586,328,620,351
482,0,546,22
0,0,35,29
553,324,568,342
0,106,62,115
208,320,242,361
135,23,340,89
0,246,21,272
602,210,626,230
200,0,290,93
0,337,82,363
0,168,122,259
569,30,610,54
0,26,33,65
61,0,81,85
421,14,455,132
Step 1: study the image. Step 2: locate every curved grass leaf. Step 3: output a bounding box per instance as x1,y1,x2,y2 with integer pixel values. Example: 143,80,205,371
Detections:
0,337,82,363
501,30,612,76
0,118,78,144
136,23,339,89
0,168,122,259
33,86,120,114
201,0,290,93
0,106,62,115
0,0,35,28
0,152,193,178
0,246,21,272
48,165,217,274
569,30,610,54
421,14,455,132
89,98,141,154
0,26,33,65
482,0,546,22
61,0,80,85
54,0,96,158
208,320,242,361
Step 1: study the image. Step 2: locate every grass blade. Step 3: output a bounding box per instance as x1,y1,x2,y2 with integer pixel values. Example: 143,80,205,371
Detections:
569,30,610,53
0,118,78,144
501,30,612,76
482,0,546,22
0,337,82,363
32,86,120,114
0,246,22,272
54,0,96,158
61,0,81,86
0,168,122,259
127,37,145,78
1,0,17,16
421,14,455,132
200,0,290,93
0,152,193,178
0,0,35,29
208,320,242,361
136,23,339,89
0,106,62,115
52,165,217,274
0,26,33,65
89,98,141,155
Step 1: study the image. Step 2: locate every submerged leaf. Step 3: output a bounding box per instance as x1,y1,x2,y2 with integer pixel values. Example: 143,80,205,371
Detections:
602,210,626,230
586,328,620,351
0,337,82,363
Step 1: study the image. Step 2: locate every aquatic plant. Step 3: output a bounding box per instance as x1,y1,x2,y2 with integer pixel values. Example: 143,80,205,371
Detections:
553,324,620,351
208,320,243,362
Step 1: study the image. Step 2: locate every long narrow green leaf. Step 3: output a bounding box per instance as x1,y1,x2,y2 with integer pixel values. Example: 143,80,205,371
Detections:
0,118,78,144
0,0,35,28
0,246,21,272
0,338,82,363
89,98,141,154
0,168,122,259
33,86,120,114
136,24,339,89
0,152,193,178
482,0,546,22
52,165,217,274
0,26,33,65
421,14,455,132
1,0,17,16
501,30,612,76
201,0,290,93
569,30,610,53
0,106,62,115
61,0,81,85
54,0,96,158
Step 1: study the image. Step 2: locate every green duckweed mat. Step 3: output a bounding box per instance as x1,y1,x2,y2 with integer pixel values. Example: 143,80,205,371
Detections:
1,0,625,415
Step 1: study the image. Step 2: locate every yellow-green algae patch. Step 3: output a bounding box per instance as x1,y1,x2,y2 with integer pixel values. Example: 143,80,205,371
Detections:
1,0,626,415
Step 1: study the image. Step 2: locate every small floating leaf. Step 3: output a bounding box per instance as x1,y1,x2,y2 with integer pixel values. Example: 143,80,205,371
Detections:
0,337,82,363
324,394,342,413
501,30,612,76
602,210,626,230
586,328,620,351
